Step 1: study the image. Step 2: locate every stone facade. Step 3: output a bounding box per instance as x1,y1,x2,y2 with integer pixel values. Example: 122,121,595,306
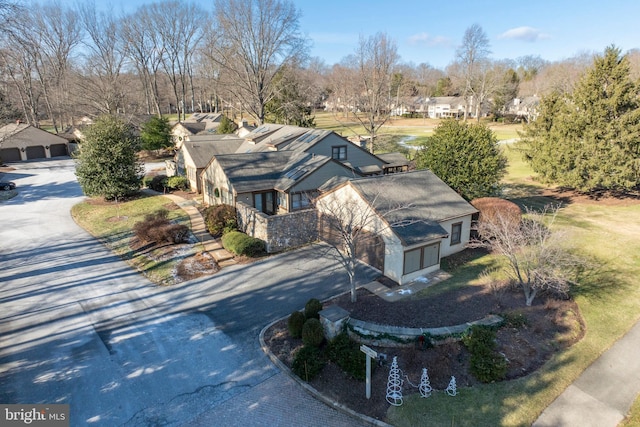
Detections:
236,202,318,253
319,305,350,340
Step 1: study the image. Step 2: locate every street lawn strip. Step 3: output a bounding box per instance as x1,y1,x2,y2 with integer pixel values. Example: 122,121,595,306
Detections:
621,394,640,426
387,175,640,425
71,194,196,285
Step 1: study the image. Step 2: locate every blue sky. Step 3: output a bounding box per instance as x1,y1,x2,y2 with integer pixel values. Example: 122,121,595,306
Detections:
90,0,640,68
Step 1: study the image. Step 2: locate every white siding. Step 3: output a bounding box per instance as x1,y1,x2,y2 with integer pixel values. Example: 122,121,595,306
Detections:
438,216,473,257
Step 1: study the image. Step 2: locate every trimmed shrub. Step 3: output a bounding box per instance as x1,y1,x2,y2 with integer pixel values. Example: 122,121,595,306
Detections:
291,346,325,381
149,174,168,192
326,333,366,380
166,176,189,191
468,348,508,383
304,298,323,320
204,204,238,237
221,231,265,257
301,318,324,348
142,175,154,188
288,311,306,339
133,209,189,244
471,197,522,232
462,325,507,383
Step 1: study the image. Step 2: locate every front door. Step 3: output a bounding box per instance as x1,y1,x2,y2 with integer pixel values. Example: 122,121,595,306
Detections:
254,191,275,215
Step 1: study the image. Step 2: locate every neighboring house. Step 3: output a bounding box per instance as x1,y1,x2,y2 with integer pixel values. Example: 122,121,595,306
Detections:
425,97,466,119
316,169,477,285
202,150,358,215
0,122,69,162
236,119,256,138
171,113,224,149
237,125,393,176
508,96,540,122
175,135,244,193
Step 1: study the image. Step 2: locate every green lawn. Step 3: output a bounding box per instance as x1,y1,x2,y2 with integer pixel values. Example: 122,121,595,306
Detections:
71,194,196,285
313,111,524,155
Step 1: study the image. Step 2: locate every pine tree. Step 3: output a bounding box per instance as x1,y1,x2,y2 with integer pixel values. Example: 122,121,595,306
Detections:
519,46,640,192
75,115,143,200
415,119,507,200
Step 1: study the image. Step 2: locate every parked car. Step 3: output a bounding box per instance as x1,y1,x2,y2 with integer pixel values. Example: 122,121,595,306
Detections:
0,181,16,191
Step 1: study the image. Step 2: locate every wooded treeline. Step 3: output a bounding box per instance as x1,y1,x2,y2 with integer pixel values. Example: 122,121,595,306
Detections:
1,0,639,132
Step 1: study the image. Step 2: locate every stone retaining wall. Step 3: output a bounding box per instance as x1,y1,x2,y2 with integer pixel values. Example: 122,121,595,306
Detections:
347,314,504,348
236,202,318,253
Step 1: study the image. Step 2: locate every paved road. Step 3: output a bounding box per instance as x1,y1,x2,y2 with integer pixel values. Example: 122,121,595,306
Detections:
0,159,375,426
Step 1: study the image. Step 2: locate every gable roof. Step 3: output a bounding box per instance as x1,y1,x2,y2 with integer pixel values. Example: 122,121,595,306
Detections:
179,122,207,135
213,151,332,194
346,169,477,246
182,138,244,168
238,125,309,153
0,122,30,140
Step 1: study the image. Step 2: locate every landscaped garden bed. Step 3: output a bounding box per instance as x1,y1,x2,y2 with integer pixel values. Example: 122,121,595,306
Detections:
263,260,585,423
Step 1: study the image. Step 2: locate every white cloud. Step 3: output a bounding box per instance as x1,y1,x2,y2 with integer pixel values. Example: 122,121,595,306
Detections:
408,32,452,47
498,26,551,42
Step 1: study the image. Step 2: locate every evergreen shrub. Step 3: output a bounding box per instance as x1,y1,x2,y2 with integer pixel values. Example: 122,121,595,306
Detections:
326,333,366,380
221,231,265,256
291,346,325,381
288,311,306,339
304,298,323,320
301,318,324,348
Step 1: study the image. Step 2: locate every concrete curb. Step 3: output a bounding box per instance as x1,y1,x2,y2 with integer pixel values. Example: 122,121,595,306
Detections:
259,315,393,427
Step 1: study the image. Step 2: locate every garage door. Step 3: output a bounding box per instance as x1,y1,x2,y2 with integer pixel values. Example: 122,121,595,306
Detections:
1,148,21,162
26,145,46,160
319,214,385,271
49,143,68,157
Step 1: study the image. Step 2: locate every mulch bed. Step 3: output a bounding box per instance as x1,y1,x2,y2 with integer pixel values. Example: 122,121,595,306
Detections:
263,282,585,422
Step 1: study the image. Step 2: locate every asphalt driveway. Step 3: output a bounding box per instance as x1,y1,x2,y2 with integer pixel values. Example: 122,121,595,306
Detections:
0,159,375,426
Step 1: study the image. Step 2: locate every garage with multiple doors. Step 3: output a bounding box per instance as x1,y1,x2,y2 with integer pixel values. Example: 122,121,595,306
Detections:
0,122,69,162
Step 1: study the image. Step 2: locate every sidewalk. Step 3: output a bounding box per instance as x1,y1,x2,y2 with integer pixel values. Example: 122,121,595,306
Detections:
533,318,640,426
156,191,237,268
362,270,451,302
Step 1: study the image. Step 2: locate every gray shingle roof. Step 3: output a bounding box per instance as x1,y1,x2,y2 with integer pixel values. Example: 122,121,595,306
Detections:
182,139,244,168
348,169,478,246
378,152,410,168
214,151,330,194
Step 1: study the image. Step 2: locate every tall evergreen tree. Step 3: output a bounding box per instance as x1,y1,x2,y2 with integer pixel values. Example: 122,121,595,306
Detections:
519,46,640,192
75,115,143,199
140,116,172,151
415,120,507,200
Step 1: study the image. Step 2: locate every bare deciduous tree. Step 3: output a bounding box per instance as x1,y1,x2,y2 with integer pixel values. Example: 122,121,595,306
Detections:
351,32,398,153
78,2,126,114
316,179,414,303
208,0,308,125
473,205,584,306
121,5,166,116
150,1,206,121
455,24,491,121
